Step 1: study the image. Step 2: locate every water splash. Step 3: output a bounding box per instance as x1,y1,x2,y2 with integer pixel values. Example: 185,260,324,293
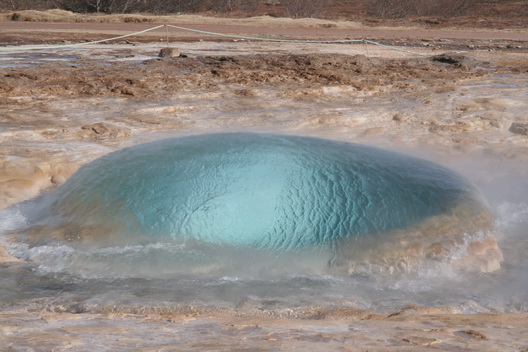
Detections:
1,135,526,318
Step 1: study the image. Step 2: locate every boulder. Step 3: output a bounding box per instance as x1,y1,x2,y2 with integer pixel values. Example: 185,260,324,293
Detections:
158,48,180,58
509,122,528,136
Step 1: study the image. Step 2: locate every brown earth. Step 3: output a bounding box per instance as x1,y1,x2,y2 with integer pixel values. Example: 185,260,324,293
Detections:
1,14,528,352
0,53,494,98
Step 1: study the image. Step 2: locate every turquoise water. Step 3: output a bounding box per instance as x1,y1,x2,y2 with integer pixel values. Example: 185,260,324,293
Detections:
0,134,527,315
30,133,480,251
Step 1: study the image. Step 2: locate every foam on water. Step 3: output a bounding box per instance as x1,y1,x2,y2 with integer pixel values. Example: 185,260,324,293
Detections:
0,203,29,232
0,200,526,314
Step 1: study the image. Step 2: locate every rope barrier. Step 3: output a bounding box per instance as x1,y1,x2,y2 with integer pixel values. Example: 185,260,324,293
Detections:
164,24,364,44
165,24,429,56
363,40,429,57
0,23,429,56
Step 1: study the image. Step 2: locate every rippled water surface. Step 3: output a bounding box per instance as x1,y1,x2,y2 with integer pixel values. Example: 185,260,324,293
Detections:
29,133,483,249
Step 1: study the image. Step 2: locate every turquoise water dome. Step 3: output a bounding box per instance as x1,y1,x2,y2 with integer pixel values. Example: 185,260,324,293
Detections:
32,133,485,250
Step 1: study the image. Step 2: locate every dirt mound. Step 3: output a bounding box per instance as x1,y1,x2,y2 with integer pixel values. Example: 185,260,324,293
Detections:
0,53,485,99
185,53,483,88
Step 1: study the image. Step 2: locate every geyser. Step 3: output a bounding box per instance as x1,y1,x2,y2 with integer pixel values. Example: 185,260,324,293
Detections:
30,133,493,257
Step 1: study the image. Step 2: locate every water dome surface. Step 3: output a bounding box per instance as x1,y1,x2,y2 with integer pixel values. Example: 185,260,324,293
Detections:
32,133,486,252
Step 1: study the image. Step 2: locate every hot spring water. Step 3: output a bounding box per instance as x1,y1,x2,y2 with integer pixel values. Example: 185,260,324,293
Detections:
1,133,526,315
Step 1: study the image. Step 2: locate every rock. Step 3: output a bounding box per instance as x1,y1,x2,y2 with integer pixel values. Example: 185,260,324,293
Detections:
80,122,131,139
431,53,479,69
51,174,66,185
158,48,180,58
509,122,528,135
392,113,404,122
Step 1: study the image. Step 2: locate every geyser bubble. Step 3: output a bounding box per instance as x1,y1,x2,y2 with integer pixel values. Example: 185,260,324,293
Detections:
27,133,502,274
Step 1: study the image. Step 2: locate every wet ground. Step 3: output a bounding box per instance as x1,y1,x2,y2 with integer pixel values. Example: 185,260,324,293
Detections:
1,24,528,351
1,40,527,208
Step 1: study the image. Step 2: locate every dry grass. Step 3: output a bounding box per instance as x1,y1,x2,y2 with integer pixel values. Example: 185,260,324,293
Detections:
3,10,160,23
1,7,525,30
1,10,366,28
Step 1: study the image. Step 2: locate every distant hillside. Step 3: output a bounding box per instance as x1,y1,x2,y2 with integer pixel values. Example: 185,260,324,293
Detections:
1,0,527,28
